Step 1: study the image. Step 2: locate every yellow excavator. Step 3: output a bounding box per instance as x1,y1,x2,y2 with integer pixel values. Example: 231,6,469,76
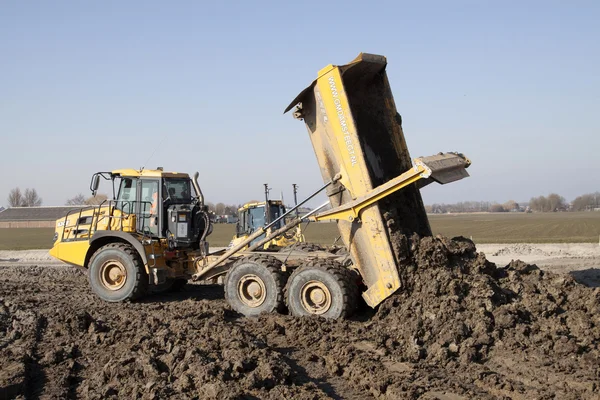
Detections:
49,53,471,318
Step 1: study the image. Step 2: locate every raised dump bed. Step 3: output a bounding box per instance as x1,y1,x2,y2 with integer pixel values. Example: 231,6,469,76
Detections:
285,53,469,306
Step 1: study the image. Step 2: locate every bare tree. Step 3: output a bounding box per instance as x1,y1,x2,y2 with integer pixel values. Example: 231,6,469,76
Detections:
205,202,215,212
65,194,87,205
572,192,600,211
547,193,566,211
490,204,506,213
215,202,226,215
8,187,23,207
86,194,108,205
22,188,42,207
503,200,519,212
529,196,547,212
224,205,238,215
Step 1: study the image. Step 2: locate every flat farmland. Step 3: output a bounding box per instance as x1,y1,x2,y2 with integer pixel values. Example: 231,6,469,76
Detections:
1,212,598,250
0,228,55,250
287,212,600,245
429,211,600,243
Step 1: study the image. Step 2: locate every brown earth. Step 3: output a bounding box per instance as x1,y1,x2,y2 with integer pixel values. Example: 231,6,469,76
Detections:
1,236,599,399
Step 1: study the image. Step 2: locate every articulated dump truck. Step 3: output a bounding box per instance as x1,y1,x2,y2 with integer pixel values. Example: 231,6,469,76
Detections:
49,53,470,319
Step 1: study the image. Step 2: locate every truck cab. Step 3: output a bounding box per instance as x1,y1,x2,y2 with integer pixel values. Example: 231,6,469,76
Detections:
49,168,212,269
231,200,302,249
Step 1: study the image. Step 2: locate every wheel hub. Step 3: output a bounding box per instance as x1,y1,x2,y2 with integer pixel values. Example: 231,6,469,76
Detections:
100,260,127,290
300,280,332,315
238,274,266,307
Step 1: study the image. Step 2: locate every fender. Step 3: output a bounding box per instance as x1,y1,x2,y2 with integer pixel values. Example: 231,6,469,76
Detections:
88,231,149,269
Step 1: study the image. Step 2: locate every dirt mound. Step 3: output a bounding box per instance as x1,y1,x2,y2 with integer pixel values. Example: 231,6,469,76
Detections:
1,236,599,399
374,235,599,397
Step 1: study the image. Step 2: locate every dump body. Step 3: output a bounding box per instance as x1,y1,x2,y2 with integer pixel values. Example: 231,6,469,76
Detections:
286,53,435,307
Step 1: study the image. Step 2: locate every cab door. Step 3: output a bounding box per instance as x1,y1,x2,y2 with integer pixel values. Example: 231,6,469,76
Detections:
137,179,159,236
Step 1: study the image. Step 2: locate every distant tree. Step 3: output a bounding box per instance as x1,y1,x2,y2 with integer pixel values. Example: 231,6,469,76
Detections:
224,205,238,215
205,202,215,212
22,188,42,207
572,192,600,211
547,193,566,211
529,196,548,212
86,194,108,205
490,204,506,213
215,202,226,215
503,200,519,212
529,194,565,212
65,194,87,205
8,187,23,207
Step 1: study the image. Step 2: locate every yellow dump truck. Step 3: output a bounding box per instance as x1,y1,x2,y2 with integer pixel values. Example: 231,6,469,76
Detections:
228,199,304,251
49,53,470,318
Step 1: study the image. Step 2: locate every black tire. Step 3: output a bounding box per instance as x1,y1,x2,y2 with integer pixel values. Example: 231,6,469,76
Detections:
224,255,287,317
285,260,359,319
287,242,325,252
88,243,148,302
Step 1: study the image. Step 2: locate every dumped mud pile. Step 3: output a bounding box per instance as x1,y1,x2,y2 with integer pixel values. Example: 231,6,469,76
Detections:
1,236,599,399
247,236,600,399
376,235,600,397
381,235,600,362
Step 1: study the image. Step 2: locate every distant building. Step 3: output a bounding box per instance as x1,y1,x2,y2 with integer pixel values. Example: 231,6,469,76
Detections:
0,206,84,228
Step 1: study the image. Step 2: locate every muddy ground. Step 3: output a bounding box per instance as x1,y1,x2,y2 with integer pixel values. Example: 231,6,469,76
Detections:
1,237,599,399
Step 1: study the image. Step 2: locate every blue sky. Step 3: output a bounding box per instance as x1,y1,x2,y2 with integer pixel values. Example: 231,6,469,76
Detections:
1,1,598,207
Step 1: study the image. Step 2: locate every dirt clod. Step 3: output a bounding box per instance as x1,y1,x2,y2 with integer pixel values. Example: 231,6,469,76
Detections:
1,236,599,399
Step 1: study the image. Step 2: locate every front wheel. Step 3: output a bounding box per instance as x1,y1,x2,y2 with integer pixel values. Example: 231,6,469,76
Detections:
88,243,148,302
285,260,359,319
224,255,287,317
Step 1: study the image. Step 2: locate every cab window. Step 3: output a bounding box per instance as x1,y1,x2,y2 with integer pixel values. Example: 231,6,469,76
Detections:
140,180,159,235
116,178,137,213
270,204,285,229
164,179,191,203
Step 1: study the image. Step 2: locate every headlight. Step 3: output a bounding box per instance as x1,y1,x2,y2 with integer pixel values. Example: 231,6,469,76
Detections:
53,232,58,242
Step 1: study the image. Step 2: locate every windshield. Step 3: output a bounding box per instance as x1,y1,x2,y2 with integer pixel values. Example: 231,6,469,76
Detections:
249,207,265,230
164,179,192,203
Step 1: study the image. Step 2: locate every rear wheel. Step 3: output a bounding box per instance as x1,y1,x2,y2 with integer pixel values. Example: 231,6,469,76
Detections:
285,260,359,319
224,255,287,317
88,243,148,302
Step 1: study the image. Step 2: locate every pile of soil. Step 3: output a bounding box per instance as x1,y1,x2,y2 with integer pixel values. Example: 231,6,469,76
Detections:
1,235,598,399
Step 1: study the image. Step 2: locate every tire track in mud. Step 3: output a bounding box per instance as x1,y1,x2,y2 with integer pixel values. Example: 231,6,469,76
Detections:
265,337,372,400
23,314,47,400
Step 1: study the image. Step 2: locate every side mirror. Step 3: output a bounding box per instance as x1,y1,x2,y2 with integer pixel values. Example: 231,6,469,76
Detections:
91,174,100,196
